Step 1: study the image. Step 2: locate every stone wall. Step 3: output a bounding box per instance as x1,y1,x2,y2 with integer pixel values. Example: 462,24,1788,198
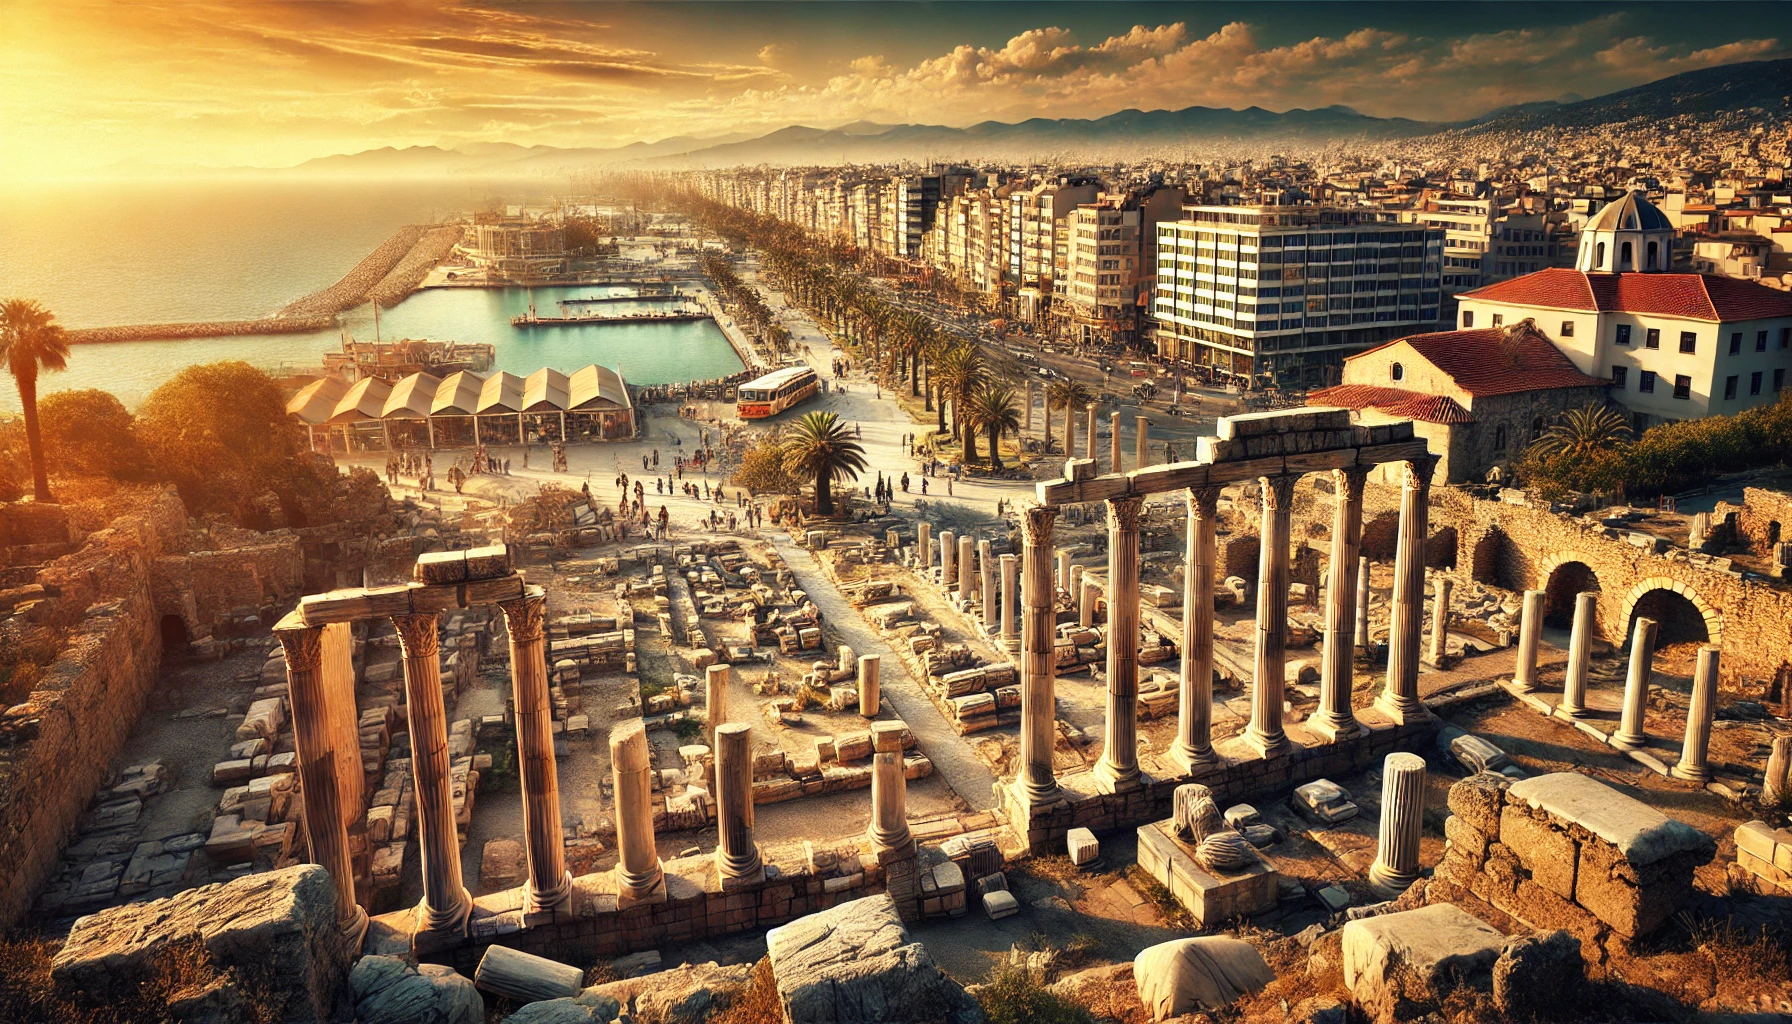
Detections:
155,538,306,639
1432,486,1792,690
1429,773,1715,954
1729,486,1792,557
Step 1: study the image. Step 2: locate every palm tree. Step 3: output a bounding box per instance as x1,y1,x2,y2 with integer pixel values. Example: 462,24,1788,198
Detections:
1048,377,1092,457
932,343,987,454
967,383,1022,470
1528,404,1633,462
0,299,71,502
780,410,867,516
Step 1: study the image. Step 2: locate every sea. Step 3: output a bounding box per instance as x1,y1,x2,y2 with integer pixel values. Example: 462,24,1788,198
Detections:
0,178,744,413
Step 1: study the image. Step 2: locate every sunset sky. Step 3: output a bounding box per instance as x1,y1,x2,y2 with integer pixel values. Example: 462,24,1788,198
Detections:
3,1,1787,178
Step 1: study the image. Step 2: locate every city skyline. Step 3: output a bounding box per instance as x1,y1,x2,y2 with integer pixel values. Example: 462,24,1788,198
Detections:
3,1,1789,178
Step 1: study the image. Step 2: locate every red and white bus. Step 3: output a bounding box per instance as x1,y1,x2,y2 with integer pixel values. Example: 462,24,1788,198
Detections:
736,366,819,419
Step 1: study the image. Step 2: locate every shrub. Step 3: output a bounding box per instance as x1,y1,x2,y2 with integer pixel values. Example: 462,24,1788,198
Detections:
36,389,146,480
976,960,1095,1024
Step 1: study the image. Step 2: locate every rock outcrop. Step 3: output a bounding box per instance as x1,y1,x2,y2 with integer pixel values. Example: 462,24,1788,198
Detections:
351,954,484,1024
767,894,983,1024
588,959,753,1023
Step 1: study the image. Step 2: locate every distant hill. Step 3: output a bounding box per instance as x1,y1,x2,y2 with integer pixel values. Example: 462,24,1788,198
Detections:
275,57,1791,175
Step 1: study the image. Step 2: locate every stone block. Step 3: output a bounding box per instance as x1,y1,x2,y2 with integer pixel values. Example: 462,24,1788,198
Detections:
1292,779,1357,824
982,890,1019,920
480,839,526,892
351,955,483,1024
462,544,513,580
1499,804,1578,899
1342,904,1505,1024
52,865,353,1023
1066,828,1099,866
415,550,469,584
766,894,982,1024
1447,773,1508,837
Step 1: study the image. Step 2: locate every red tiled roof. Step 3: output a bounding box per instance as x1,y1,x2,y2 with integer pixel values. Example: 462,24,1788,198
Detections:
1351,324,1607,398
1308,384,1474,424
1462,268,1792,321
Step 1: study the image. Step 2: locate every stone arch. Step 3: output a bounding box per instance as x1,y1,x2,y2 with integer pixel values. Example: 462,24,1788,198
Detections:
159,614,189,647
1538,553,1601,630
1620,577,1722,647
1470,527,1523,589
1424,526,1459,569
1361,512,1401,562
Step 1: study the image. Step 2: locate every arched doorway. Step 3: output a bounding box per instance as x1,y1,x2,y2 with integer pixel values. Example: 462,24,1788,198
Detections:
1470,528,1522,589
1543,561,1599,629
160,614,189,647
1629,588,1710,646
1425,527,1459,569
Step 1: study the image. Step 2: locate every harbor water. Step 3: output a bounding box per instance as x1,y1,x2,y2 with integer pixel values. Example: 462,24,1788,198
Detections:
0,180,743,412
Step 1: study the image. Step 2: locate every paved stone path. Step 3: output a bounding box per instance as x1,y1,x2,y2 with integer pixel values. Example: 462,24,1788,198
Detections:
769,535,1002,811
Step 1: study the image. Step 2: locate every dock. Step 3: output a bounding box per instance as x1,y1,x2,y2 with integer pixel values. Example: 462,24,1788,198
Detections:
510,309,711,327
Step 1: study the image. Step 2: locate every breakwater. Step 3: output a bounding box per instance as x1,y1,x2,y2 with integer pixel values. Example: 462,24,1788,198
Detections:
278,224,425,317
65,315,338,345
368,225,462,308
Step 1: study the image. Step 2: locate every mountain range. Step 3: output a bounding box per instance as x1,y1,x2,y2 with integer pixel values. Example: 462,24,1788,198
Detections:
281,57,1792,176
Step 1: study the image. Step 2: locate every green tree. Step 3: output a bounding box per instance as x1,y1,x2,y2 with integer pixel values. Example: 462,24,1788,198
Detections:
0,299,72,502
36,389,143,480
1047,377,1093,455
780,410,866,516
932,343,987,458
1527,404,1633,462
966,383,1021,470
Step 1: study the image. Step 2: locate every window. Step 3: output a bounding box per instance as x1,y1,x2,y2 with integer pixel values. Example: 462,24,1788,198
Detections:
1680,331,1698,354
1724,375,1738,400
1752,371,1763,396
1596,241,1606,269
1639,370,1657,393
1462,310,1474,328
1777,369,1786,392
1561,321,1575,338
1620,241,1633,270
1674,374,1692,400
1611,366,1628,389
1530,417,1544,442
1616,324,1631,346
1730,332,1742,355
1491,313,1504,327
1647,240,1659,269
1645,328,1660,349
1496,425,1507,450
1390,362,1404,381
1782,327,1791,350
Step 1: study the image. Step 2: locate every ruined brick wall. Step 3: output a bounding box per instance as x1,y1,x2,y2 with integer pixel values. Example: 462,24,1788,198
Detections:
1430,487,1792,691
1732,486,1792,557
0,507,167,928
154,538,305,638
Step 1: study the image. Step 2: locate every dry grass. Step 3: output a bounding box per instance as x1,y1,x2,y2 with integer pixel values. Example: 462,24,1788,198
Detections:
0,934,284,1024
708,957,781,1024
1123,865,1196,931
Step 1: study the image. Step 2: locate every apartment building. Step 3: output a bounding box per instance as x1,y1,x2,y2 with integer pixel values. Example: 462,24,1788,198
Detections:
1152,204,1444,386
1007,177,1101,322
1061,198,1142,346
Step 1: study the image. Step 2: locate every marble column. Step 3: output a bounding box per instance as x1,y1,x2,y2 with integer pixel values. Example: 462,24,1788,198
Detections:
999,554,1019,643
1512,589,1546,692
958,535,976,602
1096,496,1145,792
1085,404,1098,464
1063,402,1076,461
1560,591,1597,717
1017,504,1062,805
1110,411,1122,474
273,614,367,946
868,721,913,853
916,522,931,570
1058,550,1073,594
857,654,881,718
1314,467,1367,742
1428,576,1454,666
392,613,471,936
1377,457,1436,725
499,589,571,912
704,663,730,744
1247,476,1298,757
1170,487,1221,773
940,529,956,585
1069,563,1086,607
979,538,995,626
1367,752,1427,897
1764,736,1792,806
1023,380,1034,432
1136,417,1150,469
1672,645,1720,782
1354,556,1371,651
1610,617,1657,750
713,722,763,882
1079,578,1099,628
610,718,665,900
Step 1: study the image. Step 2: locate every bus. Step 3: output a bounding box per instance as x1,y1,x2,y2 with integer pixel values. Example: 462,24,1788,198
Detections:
737,366,819,419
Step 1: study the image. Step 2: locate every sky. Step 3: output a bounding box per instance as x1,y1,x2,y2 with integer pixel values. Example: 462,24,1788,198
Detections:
3,1,1788,178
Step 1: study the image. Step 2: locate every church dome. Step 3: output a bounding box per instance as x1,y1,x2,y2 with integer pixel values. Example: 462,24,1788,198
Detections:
1576,191,1674,273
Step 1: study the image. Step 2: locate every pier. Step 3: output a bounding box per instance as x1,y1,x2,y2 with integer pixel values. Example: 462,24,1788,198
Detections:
510,308,710,327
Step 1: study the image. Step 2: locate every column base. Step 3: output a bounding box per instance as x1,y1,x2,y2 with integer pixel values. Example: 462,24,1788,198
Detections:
1366,862,1419,899
1165,742,1221,778
412,892,470,952
1670,763,1711,783
524,870,574,913
1608,731,1647,751
1243,727,1292,760
341,905,370,955
1306,713,1365,743
716,850,767,890
1559,703,1590,719
1509,675,1537,694
616,870,668,908
1093,758,1144,794
1008,777,1063,815
1373,695,1430,726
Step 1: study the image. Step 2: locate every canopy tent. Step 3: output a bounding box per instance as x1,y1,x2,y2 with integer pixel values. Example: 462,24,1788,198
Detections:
289,364,634,450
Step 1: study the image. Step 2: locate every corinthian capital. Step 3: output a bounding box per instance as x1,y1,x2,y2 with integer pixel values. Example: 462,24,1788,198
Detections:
1403,456,1439,493
1107,495,1144,533
273,623,324,671
1333,466,1370,504
391,614,440,659
498,590,547,643
1260,475,1298,512
1187,486,1221,522
1021,503,1058,548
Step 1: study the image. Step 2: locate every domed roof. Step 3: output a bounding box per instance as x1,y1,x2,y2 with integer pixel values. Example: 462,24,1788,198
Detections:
1586,191,1672,233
